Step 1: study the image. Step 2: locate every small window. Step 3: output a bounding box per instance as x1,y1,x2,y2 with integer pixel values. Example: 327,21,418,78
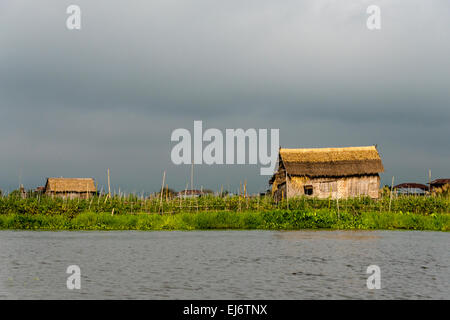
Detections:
304,185,313,196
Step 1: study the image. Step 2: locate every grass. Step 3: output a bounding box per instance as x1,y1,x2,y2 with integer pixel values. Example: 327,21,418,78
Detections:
0,210,448,231
0,193,448,231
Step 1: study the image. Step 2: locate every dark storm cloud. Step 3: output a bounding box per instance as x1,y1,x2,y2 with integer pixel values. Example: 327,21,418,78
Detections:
0,0,449,192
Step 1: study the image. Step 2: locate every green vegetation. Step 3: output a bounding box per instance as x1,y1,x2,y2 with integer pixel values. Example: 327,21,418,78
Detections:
0,210,448,231
0,193,448,231
1,193,449,215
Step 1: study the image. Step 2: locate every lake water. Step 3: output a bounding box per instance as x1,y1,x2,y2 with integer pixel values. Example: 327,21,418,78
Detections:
0,230,448,299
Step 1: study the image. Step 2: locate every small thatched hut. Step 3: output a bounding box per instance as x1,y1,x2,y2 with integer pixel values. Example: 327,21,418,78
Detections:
44,178,97,199
269,146,384,200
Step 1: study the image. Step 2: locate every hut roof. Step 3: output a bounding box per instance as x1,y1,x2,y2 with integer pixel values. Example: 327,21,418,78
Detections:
394,183,428,190
279,146,384,177
176,189,204,196
429,179,450,186
45,178,96,193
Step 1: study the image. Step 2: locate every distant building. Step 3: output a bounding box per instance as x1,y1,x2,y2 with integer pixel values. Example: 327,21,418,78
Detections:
393,183,428,195
44,178,97,199
35,186,45,194
429,179,450,190
269,146,384,200
176,189,205,198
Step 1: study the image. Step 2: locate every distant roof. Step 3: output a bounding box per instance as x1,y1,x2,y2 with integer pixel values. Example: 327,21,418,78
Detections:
176,189,204,196
45,178,96,193
394,183,428,190
429,179,450,185
278,146,384,177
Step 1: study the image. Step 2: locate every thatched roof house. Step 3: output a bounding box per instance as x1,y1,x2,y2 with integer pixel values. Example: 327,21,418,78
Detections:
269,146,384,200
44,178,97,199
394,183,428,195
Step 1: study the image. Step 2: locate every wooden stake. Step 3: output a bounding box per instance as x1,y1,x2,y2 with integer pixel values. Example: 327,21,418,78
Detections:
191,163,194,191
107,168,111,197
428,169,431,194
389,176,395,212
336,194,340,220
285,170,289,210
179,186,182,210
159,171,166,214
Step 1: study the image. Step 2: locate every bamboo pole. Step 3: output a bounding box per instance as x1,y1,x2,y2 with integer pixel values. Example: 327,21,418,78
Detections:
428,169,431,195
389,176,395,212
179,186,182,211
329,185,332,209
196,193,199,212
246,185,249,208
239,181,242,212
159,171,166,214
336,190,340,220
285,170,289,210
191,163,194,191
107,168,111,198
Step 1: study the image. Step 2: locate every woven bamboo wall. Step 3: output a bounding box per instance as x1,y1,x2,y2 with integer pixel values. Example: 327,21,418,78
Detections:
273,175,380,200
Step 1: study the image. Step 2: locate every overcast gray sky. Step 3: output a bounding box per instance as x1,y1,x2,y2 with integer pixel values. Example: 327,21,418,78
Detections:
0,0,449,194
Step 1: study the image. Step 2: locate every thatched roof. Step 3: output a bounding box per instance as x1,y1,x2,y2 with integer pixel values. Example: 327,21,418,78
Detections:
394,183,428,190
45,178,96,193
277,146,383,178
429,179,450,186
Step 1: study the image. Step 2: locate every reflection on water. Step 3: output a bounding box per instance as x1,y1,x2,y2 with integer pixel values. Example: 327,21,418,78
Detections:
0,230,448,299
